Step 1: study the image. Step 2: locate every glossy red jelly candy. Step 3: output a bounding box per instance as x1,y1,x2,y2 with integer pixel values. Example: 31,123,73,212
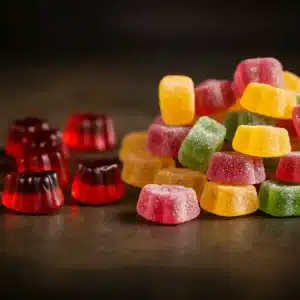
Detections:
63,113,116,151
72,158,124,205
292,106,300,138
233,57,283,97
6,117,50,157
16,129,69,188
276,152,300,184
195,79,236,115
137,184,200,225
276,119,297,138
147,117,191,157
2,171,64,214
206,151,266,185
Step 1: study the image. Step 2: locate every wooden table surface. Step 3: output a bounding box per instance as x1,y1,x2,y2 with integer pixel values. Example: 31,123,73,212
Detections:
0,54,300,298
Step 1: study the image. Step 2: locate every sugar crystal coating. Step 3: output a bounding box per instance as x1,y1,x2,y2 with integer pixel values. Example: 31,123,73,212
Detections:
159,75,195,126
232,125,291,157
224,111,274,141
178,116,226,172
276,152,300,184
137,184,200,224
233,57,283,97
206,151,265,185
154,167,207,199
194,79,236,115
200,182,259,217
259,180,300,217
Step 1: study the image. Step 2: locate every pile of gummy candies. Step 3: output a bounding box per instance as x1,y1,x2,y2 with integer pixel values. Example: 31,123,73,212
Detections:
3,57,300,225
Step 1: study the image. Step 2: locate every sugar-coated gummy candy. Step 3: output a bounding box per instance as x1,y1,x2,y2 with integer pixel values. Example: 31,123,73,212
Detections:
178,116,226,172
206,151,265,185
224,111,274,141
275,152,300,184
259,180,300,217
72,159,124,205
119,131,147,161
153,167,207,199
240,83,299,119
122,149,175,188
137,184,200,225
63,113,116,151
275,119,297,138
283,71,300,92
232,125,291,157
292,105,300,138
233,57,283,97
6,117,50,157
159,75,195,126
2,171,64,214
147,120,191,157
200,182,259,217
194,79,236,116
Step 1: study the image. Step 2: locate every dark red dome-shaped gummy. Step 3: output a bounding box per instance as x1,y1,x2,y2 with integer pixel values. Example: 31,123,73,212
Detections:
2,171,64,214
6,117,50,157
71,158,124,205
63,113,116,151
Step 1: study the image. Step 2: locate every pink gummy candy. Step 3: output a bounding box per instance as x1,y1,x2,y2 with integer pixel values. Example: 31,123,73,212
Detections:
206,151,266,185
292,106,300,138
194,79,236,115
147,119,191,157
137,184,200,225
233,57,283,97
276,152,300,184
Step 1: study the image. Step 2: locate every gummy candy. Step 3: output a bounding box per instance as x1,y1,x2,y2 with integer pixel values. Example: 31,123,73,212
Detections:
194,80,236,115
72,159,124,205
233,57,283,97
232,125,291,157
226,99,245,113
159,75,195,126
283,71,300,92
178,116,226,172
292,105,300,137
147,120,191,157
291,137,300,151
224,111,274,141
137,184,200,225
119,131,147,161
153,167,207,199
275,152,300,184
275,119,297,138
122,149,175,188
63,113,116,151
200,182,259,217
206,151,265,185
6,117,50,157
2,171,64,214
240,83,299,120
259,180,300,217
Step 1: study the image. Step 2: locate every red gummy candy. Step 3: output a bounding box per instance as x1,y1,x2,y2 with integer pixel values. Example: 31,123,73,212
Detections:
63,113,116,151
276,119,297,138
72,159,124,205
2,171,64,214
206,151,266,185
147,117,191,157
292,106,300,138
137,184,200,225
194,80,236,116
233,57,283,97
6,117,50,157
276,152,300,184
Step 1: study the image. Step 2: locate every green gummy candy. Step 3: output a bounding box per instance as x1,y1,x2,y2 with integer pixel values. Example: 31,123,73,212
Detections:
178,116,226,172
224,111,274,141
259,180,300,217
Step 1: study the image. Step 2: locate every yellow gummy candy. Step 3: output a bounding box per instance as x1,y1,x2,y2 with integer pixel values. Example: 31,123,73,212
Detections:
232,125,291,157
283,71,300,92
200,182,259,217
240,83,299,119
159,75,195,126
119,131,148,161
121,149,175,188
153,167,207,200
